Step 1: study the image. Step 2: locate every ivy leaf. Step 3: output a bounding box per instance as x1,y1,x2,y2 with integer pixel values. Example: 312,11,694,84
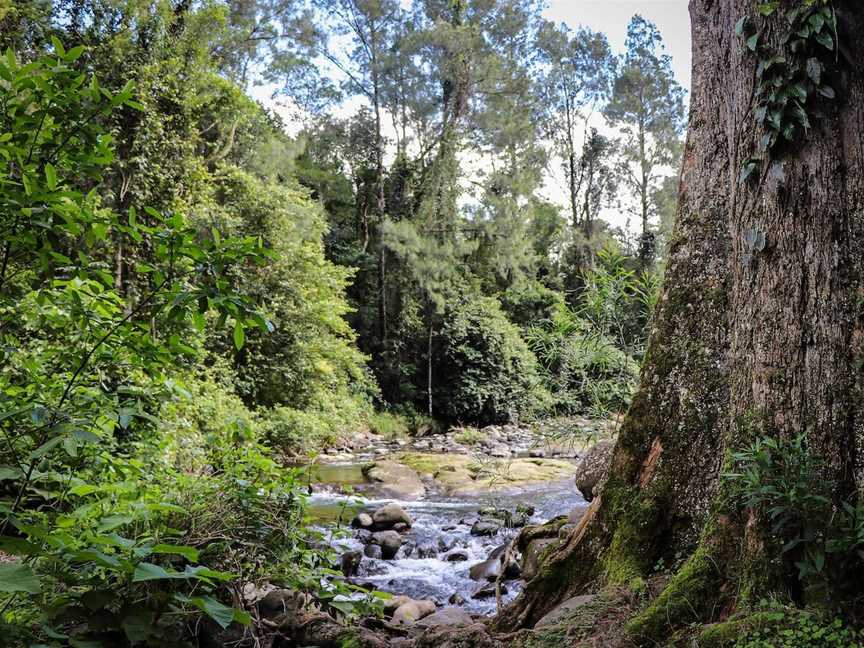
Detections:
808,13,825,32
806,58,822,85
179,595,237,629
757,2,779,16
735,16,749,37
818,85,836,99
814,31,834,51
151,544,200,562
746,34,760,51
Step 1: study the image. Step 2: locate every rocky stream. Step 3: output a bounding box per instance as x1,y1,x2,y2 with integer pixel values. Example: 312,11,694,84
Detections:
298,420,615,631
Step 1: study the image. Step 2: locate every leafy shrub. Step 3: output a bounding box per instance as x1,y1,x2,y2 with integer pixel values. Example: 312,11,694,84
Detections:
499,280,567,329
725,435,864,600
367,411,410,440
434,296,551,424
526,306,639,416
452,426,485,446
260,394,367,455
733,603,864,648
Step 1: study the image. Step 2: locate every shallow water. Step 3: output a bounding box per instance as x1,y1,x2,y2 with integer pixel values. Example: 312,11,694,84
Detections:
307,465,584,614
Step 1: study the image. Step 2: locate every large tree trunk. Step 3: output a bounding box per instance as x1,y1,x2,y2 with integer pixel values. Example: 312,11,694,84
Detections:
494,0,864,642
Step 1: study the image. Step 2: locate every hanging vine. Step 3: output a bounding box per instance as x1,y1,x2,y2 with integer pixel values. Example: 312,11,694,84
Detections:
737,0,838,183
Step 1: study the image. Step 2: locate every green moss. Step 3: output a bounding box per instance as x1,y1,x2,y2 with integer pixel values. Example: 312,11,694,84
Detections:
626,545,720,644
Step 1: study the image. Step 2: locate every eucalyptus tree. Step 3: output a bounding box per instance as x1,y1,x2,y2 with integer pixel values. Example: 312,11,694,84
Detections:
314,0,404,344
497,2,864,644
536,23,616,235
604,15,685,266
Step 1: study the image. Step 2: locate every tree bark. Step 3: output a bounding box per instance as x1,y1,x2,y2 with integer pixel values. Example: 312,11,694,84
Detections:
494,0,864,642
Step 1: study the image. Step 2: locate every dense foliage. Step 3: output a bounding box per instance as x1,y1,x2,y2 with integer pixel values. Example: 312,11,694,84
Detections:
0,0,686,643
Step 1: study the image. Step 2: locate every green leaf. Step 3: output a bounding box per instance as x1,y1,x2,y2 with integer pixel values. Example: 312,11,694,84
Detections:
233,320,245,350
151,544,200,562
0,562,41,593
814,31,834,50
808,13,825,32
132,562,184,582
65,45,85,62
746,34,759,51
45,163,57,191
50,35,66,57
0,466,22,481
818,85,836,99
757,2,779,16
97,514,133,533
180,595,237,629
735,16,748,37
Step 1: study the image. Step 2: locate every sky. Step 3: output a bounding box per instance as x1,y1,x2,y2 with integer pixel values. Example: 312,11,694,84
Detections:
545,0,692,91
539,0,692,234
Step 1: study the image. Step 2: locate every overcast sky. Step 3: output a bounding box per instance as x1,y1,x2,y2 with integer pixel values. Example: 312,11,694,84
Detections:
545,0,692,90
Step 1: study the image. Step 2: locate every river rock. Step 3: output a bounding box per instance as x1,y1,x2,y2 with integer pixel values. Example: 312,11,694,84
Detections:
257,588,308,621
574,439,614,501
445,550,469,562
372,503,413,530
534,594,597,628
470,520,501,536
437,533,456,552
363,461,425,500
415,541,438,559
521,538,558,581
383,595,414,616
371,530,403,559
448,592,465,606
416,607,474,628
340,550,362,577
469,545,520,581
351,512,374,529
364,544,383,559
391,599,436,626
472,583,506,600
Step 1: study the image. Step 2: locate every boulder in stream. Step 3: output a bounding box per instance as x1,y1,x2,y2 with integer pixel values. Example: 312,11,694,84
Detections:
372,503,412,529
362,461,425,500
363,544,383,559
574,439,614,501
472,583,506,600
391,598,436,626
351,512,373,529
370,530,403,559
470,519,501,536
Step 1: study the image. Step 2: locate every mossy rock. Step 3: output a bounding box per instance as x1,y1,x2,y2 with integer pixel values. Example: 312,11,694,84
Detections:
395,453,575,495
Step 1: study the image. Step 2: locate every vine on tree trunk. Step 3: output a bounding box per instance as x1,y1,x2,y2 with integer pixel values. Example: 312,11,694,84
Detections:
737,0,838,184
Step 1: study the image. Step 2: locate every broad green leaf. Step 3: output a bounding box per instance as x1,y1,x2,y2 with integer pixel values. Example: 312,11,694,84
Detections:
151,544,199,562
0,562,41,593
181,595,236,629
97,514,133,532
132,562,183,582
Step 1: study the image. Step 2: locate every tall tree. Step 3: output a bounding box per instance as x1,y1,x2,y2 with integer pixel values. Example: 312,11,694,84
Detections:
496,2,864,645
537,23,615,236
604,15,685,266
316,0,402,344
